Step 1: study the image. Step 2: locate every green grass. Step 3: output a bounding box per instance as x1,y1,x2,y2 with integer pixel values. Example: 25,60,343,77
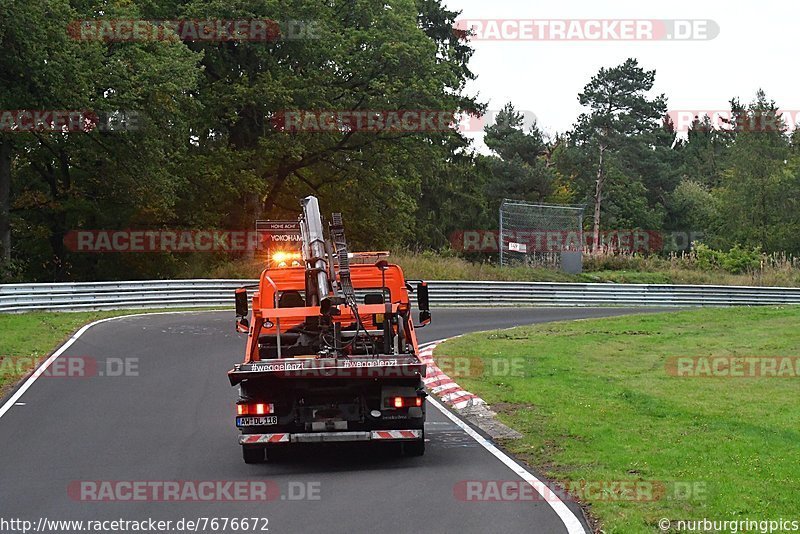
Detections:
434,307,800,533
580,270,674,284
391,252,583,282
0,308,225,395
207,253,585,282
205,252,800,287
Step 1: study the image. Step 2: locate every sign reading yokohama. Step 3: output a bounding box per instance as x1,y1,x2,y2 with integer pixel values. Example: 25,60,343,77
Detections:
255,220,302,249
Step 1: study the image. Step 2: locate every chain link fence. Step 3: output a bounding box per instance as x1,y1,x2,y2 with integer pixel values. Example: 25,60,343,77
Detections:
499,200,586,272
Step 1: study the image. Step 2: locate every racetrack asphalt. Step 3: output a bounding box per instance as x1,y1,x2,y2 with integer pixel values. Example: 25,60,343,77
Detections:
0,307,668,534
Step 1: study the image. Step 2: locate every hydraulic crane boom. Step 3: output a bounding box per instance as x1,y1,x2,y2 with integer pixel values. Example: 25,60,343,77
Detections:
299,196,331,305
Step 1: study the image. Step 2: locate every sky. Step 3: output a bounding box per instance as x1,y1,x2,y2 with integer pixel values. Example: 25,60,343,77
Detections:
444,0,797,150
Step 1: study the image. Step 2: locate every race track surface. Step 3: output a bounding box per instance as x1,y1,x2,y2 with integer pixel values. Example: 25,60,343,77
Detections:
0,307,664,533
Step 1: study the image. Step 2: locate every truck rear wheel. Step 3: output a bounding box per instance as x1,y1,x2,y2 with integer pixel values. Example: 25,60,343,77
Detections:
402,439,425,457
242,446,265,464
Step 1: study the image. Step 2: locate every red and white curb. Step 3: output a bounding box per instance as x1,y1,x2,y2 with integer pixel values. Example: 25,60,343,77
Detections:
419,339,586,534
419,341,486,410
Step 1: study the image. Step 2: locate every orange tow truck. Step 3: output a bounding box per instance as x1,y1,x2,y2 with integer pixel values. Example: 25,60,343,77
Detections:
228,196,431,463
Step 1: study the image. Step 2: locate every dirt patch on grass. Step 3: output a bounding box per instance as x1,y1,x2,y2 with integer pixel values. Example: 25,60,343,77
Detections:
490,401,537,415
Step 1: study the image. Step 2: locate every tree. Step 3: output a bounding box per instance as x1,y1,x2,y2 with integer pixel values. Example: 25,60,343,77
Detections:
481,103,555,206
716,91,800,253
572,59,667,253
674,115,730,188
0,0,92,267
177,0,481,231
668,179,720,245
2,0,484,281
1,0,199,280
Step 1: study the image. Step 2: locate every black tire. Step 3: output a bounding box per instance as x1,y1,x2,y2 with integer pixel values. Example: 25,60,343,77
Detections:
264,445,288,462
242,446,265,464
402,439,425,457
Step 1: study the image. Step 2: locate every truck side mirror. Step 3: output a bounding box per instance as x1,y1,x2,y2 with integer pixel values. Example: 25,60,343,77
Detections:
416,282,431,327
236,317,250,333
235,288,250,333
418,310,431,327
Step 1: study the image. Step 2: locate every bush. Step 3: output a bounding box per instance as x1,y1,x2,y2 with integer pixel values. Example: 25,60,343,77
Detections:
0,259,27,283
720,244,762,274
583,254,649,272
693,243,722,271
692,242,762,274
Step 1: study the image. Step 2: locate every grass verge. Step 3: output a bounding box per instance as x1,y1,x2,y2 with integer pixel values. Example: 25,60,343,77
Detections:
204,252,800,287
0,308,225,396
434,307,800,533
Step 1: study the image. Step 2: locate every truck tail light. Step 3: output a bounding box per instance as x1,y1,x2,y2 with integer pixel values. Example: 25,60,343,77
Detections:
388,396,423,409
237,403,274,415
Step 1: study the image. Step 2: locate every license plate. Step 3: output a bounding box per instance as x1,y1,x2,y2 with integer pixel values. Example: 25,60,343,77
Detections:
236,416,277,426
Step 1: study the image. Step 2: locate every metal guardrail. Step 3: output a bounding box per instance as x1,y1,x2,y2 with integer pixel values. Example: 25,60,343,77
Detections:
3,279,800,313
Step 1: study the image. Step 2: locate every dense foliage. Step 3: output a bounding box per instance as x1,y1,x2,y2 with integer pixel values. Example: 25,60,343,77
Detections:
2,1,798,281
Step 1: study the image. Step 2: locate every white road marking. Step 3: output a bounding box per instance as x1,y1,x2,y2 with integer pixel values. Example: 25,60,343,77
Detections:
428,396,587,534
1,316,586,533
420,339,586,534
